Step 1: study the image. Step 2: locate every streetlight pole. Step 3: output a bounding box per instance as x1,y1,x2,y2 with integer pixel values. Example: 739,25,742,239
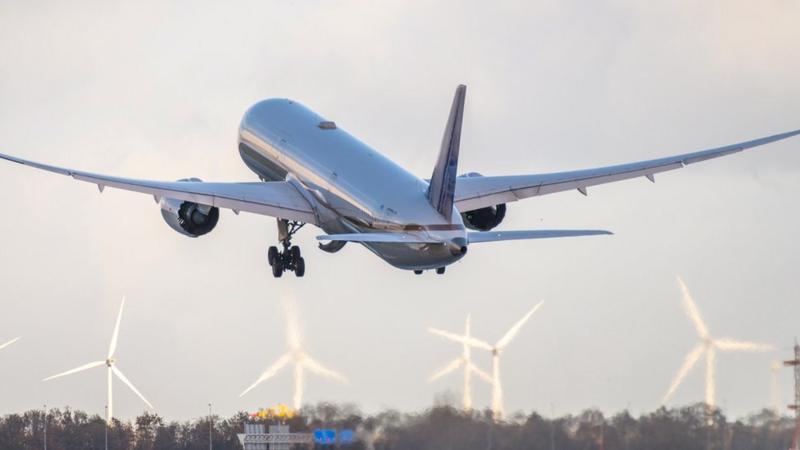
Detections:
208,403,213,450
43,404,47,450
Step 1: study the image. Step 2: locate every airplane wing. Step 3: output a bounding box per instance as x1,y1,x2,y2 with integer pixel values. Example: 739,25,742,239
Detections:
454,129,800,212
0,152,318,224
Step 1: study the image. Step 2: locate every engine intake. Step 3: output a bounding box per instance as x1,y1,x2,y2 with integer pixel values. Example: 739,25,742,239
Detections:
461,204,506,231
159,178,219,237
456,173,507,231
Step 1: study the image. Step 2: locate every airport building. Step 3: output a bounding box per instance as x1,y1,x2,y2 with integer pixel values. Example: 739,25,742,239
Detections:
238,424,313,450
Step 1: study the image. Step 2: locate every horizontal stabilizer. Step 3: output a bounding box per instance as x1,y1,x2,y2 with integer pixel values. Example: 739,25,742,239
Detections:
316,233,443,244
468,229,612,243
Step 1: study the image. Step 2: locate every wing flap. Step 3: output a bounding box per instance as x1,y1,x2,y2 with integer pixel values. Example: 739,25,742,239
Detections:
455,128,800,211
0,152,318,224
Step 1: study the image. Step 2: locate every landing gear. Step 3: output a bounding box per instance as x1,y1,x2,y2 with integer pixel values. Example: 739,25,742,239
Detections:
414,267,446,275
268,219,306,278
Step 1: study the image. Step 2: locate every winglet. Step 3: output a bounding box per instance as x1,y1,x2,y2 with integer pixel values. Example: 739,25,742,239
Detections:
427,85,466,221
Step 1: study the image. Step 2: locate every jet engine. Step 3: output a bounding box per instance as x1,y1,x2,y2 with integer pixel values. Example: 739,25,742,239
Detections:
457,172,507,231
159,178,219,237
461,204,506,231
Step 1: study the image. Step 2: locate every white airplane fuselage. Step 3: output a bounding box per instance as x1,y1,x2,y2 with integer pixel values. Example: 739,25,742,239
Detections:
238,98,469,270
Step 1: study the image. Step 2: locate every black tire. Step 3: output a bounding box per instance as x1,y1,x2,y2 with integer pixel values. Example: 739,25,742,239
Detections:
290,245,301,261
414,270,423,275
271,259,283,278
294,257,305,277
268,246,279,266
436,267,446,274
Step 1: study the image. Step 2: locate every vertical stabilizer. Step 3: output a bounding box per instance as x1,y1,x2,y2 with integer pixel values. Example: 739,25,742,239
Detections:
428,85,466,221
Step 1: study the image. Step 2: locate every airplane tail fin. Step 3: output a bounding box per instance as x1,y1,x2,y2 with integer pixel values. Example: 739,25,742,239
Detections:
427,84,466,221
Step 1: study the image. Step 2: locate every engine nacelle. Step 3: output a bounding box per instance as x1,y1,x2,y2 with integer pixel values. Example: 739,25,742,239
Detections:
461,204,506,231
159,178,219,237
457,172,507,231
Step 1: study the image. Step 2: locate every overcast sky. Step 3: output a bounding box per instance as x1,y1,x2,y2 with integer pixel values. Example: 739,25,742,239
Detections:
1,0,799,421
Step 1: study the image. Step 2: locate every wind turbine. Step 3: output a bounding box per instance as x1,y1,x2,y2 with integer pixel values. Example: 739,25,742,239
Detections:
240,301,347,409
429,301,544,419
428,314,492,410
0,336,20,352
662,277,773,408
356,424,383,450
43,297,152,423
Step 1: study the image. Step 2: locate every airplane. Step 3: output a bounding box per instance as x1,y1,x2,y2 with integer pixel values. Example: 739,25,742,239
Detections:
0,85,798,278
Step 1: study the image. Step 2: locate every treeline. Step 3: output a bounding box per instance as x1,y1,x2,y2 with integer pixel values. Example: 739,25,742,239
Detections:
0,403,796,450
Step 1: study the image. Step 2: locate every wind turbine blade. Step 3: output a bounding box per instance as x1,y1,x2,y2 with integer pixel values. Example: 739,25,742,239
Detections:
428,328,493,351
429,358,464,382
112,366,153,408
714,338,774,352
468,362,493,384
108,297,125,359
496,301,544,350
239,353,291,397
302,356,348,383
662,344,704,403
677,277,709,339
0,336,20,351
43,360,105,381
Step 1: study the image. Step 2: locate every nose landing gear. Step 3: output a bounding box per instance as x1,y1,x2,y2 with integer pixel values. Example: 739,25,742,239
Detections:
268,219,306,278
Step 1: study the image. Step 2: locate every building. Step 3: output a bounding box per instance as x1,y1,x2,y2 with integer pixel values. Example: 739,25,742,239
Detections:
238,424,314,450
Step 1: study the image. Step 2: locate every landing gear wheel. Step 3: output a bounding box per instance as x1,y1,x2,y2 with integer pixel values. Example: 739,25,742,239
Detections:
268,246,279,266
436,267,446,275
414,270,423,275
269,219,306,278
271,259,283,278
290,245,301,261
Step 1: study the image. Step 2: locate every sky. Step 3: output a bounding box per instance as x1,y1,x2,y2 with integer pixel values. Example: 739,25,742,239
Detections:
0,0,799,421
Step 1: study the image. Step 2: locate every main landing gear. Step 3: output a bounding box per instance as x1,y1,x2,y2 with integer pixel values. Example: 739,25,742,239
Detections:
413,267,447,275
268,219,306,278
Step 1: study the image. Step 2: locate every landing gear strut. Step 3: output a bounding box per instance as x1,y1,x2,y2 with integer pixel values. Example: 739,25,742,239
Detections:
268,219,306,278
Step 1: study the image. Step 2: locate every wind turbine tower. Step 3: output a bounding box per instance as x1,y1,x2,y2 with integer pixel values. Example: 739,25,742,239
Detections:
771,361,784,414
